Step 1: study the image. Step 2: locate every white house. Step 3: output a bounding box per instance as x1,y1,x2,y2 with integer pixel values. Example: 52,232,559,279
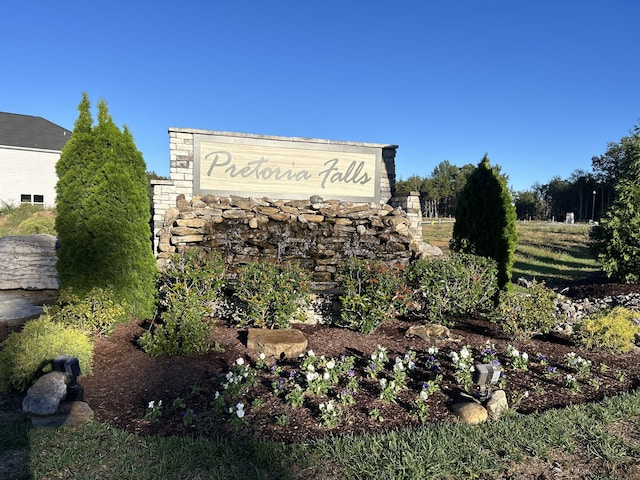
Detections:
0,112,71,208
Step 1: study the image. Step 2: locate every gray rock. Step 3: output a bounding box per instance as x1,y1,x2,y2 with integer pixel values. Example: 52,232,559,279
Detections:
553,292,640,329
0,235,59,290
22,371,68,415
517,277,533,288
30,401,94,428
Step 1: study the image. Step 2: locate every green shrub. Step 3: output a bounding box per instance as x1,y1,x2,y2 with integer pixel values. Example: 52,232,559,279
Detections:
46,287,127,336
233,260,312,329
336,258,405,334
0,316,93,392
589,128,640,284
139,250,226,356
575,307,640,353
496,280,556,340
55,94,157,319
404,253,498,325
450,155,518,290
17,213,56,235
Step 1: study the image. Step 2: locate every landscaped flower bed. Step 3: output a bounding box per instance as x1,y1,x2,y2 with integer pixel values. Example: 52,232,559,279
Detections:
79,309,640,442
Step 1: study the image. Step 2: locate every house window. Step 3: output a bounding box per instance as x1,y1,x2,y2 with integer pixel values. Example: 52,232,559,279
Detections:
21,194,32,203
33,195,44,204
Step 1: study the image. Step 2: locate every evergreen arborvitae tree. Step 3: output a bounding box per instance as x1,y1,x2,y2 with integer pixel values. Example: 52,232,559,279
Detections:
590,130,640,283
55,94,157,318
450,155,517,290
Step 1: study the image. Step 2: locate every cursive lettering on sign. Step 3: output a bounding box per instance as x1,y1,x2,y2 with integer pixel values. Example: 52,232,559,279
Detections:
318,158,372,189
206,151,313,182
205,150,373,189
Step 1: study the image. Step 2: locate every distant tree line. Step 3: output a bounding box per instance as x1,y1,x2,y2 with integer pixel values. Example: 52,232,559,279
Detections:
395,123,639,223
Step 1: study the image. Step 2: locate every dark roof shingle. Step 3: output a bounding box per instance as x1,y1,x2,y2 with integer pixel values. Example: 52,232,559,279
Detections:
0,112,72,151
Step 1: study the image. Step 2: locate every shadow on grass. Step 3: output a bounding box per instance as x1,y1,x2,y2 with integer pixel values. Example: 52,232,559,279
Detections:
0,408,31,480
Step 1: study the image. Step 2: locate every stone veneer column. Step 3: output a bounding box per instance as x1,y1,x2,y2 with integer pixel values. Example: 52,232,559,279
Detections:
389,191,423,239
151,129,197,254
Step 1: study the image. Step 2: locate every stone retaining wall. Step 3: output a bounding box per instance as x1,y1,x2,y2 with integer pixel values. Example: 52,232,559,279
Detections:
156,194,441,285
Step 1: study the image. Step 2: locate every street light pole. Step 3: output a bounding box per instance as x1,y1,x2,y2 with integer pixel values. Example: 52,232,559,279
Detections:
592,190,596,222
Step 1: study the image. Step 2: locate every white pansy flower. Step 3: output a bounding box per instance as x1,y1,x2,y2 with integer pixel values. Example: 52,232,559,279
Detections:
259,352,266,360
522,352,529,361
326,360,336,370
236,357,244,366
307,350,315,357
148,401,155,409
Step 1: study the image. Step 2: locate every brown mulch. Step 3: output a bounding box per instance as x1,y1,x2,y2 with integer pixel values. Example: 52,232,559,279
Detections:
72,280,640,444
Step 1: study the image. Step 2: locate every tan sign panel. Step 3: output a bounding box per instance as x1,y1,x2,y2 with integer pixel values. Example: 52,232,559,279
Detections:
194,133,382,201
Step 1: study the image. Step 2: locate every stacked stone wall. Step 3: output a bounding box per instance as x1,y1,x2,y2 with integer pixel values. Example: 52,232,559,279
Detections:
156,194,440,286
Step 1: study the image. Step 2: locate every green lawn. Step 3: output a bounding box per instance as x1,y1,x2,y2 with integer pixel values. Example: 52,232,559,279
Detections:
422,220,599,286
2,390,640,479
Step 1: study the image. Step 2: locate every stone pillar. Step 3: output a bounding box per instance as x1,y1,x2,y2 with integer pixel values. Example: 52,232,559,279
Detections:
380,147,397,203
151,179,176,255
389,191,423,239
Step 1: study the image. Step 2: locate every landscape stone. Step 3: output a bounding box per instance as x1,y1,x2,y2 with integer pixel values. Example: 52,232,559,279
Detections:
29,401,94,428
452,401,488,424
0,235,59,290
22,371,68,415
485,389,509,420
247,328,308,358
159,195,441,284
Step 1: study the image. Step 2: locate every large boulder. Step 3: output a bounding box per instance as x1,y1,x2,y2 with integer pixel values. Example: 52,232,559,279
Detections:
0,235,59,290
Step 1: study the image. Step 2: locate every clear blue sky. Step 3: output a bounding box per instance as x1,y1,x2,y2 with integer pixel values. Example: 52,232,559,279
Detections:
2,1,638,192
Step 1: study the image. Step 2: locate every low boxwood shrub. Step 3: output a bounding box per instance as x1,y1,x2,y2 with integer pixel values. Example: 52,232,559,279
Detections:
233,260,312,329
46,286,128,336
335,258,406,334
403,253,498,325
496,280,556,340
0,316,93,392
575,306,640,353
139,249,226,356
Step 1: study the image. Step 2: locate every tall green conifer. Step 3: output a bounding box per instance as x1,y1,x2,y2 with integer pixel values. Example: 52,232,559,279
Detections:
590,129,640,283
55,94,156,318
450,155,517,290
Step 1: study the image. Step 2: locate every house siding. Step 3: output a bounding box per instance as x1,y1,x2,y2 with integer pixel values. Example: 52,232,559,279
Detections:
0,146,59,208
